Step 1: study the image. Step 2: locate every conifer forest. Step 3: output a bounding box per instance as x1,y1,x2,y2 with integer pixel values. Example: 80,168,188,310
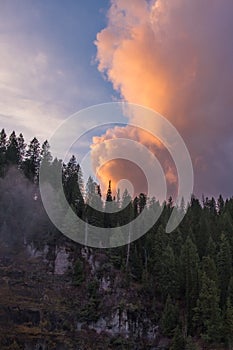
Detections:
0,129,233,349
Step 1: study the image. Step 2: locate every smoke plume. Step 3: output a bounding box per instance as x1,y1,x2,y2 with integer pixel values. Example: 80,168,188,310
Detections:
94,0,233,197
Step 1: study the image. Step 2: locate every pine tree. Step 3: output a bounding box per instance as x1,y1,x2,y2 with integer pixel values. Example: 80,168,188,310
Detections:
206,234,216,259
63,155,84,217
217,194,225,215
73,259,85,286
130,242,143,281
217,233,232,307
40,140,54,187
17,133,26,166
193,272,222,343
185,336,198,350
106,180,113,202
6,131,20,165
228,277,233,305
97,184,102,198
201,256,218,285
195,215,210,258
49,157,63,190
85,176,96,203
160,244,178,299
170,326,185,350
120,189,133,270
41,140,52,164
0,128,7,176
225,298,233,350
104,180,114,231
180,236,199,334
138,192,147,213
161,294,179,337
24,137,41,182
85,177,104,245
133,196,139,217
149,225,168,295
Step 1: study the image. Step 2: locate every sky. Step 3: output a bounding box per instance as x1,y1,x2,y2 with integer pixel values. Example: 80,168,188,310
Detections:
1,0,233,199
0,0,115,139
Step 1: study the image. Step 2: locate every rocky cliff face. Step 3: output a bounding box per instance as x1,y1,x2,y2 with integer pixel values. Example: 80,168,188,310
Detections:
0,239,164,350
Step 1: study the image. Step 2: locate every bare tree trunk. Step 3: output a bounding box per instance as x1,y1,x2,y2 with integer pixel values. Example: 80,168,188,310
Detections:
85,220,88,247
126,223,131,270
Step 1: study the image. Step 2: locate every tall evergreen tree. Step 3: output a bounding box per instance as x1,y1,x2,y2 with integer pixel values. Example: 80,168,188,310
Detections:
170,326,186,350
104,180,115,231
106,180,113,202
24,137,41,182
133,196,139,217
180,236,199,334
217,194,225,215
161,294,179,337
85,176,96,203
217,233,232,307
48,157,63,190
138,192,147,213
0,128,7,176
206,234,216,259
17,133,26,166
63,155,84,217
120,189,133,270
228,277,233,305
85,176,104,233
6,131,20,165
193,272,222,343
148,225,168,296
225,298,233,350
41,140,53,164
195,215,210,258
185,336,198,350
160,244,178,299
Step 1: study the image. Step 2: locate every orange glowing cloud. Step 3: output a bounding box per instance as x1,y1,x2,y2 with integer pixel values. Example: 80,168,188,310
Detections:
94,0,233,197
95,0,199,121
96,158,148,198
91,125,178,199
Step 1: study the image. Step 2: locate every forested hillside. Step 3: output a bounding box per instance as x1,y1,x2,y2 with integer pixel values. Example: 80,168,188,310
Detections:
0,129,233,349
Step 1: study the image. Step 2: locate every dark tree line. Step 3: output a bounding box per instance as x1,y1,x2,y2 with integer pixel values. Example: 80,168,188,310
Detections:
1,129,233,348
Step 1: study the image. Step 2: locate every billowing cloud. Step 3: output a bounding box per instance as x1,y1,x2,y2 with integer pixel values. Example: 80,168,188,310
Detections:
94,0,233,197
91,124,178,198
